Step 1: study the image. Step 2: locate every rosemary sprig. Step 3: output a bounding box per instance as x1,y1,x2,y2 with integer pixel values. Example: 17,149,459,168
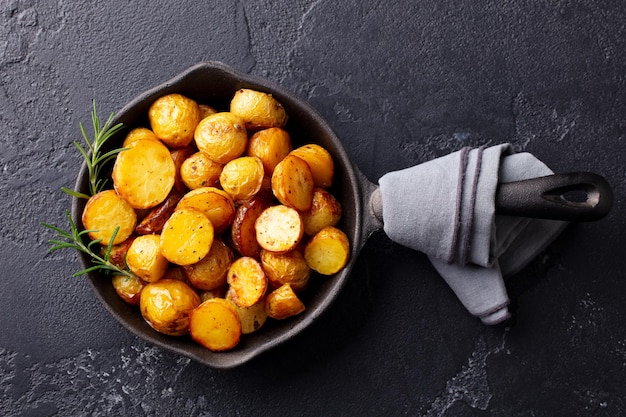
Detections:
62,100,126,199
42,211,134,278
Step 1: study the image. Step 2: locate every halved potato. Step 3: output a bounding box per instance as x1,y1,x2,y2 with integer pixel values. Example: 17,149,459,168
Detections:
189,298,242,351
140,279,201,336
160,207,214,266
176,187,235,234
265,284,305,320
230,88,288,130
303,226,350,275
111,274,145,305
226,257,268,308
246,127,292,174
112,139,176,209
301,188,342,236
183,238,234,291
260,249,311,292
219,156,264,202
255,205,304,254
148,93,200,148
271,154,314,211
82,189,137,245
180,151,223,190
194,112,247,164
230,194,272,258
290,144,334,188
126,234,170,282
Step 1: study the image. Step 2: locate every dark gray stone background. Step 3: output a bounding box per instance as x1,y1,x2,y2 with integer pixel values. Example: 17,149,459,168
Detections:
1,0,625,415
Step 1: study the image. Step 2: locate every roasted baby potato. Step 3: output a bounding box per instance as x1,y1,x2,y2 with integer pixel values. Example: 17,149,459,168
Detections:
198,103,217,119
122,127,160,147
148,93,200,148
160,207,214,266
271,154,315,212
304,226,350,275
290,144,334,188
140,279,201,336
219,156,265,202
170,146,196,194
183,238,234,291
107,236,136,269
255,205,304,254
125,234,170,282
112,139,176,209
135,191,182,235
265,284,305,320
260,249,311,292
82,189,137,245
189,298,242,351
230,194,272,258
194,112,247,164
226,256,268,308
180,151,223,190
246,127,292,174
176,187,235,234
227,296,268,334
230,88,288,130
301,188,342,236
111,274,145,305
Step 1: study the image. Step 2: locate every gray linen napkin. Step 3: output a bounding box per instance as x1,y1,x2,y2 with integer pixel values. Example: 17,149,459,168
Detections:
378,144,568,324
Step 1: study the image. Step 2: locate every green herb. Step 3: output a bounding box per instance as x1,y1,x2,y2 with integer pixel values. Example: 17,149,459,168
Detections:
42,211,133,278
62,100,126,199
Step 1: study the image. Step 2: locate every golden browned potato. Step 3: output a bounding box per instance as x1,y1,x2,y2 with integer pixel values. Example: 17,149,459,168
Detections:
230,88,288,130
135,191,182,235
170,146,196,195
112,139,176,209
194,112,247,164
198,103,217,119
125,234,170,282
140,279,201,336
107,236,136,269
304,226,350,275
122,127,160,147
199,286,227,302
290,144,334,188
271,154,314,212
82,189,137,245
227,296,268,334
226,256,268,308
230,194,272,258
111,274,145,305
255,205,304,254
260,249,311,292
301,188,342,236
183,238,234,291
246,127,292,174
219,156,264,202
176,187,235,234
180,151,223,190
148,93,200,148
160,207,214,266
265,284,305,320
161,266,188,283
189,298,242,351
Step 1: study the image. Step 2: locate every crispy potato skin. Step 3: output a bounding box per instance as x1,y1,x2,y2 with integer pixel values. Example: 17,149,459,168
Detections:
135,191,182,235
140,279,201,336
230,88,288,130
230,195,272,258
111,274,145,305
227,297,268,334
176,187,235,235
194,112,247,164
112,139,176,209
246,127,292,174
82,190,137,245
160,207,215,266
122,127,160,147
189,298,242,351
180,151,223,190
304,226,350,275
290,144,334,188
260,249,311,292
271,154,314,212
183,239,234,291
219,156,265,202
148,93,200,148
301,188,342,236
265,284,305,320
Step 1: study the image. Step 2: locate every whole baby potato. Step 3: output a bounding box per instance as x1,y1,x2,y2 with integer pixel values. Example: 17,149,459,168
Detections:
194,112,247,164
219,156,265,202
139,279,201,336
230,88,288,130
148,93,200,148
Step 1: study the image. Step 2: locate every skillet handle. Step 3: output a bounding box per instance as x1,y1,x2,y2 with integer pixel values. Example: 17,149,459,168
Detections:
495,172,613,222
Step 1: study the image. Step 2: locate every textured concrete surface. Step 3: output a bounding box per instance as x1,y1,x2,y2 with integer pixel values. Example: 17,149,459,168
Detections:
1,0,625,416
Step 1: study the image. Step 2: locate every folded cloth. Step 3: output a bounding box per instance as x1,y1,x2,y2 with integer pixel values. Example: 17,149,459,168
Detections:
378,144,568,324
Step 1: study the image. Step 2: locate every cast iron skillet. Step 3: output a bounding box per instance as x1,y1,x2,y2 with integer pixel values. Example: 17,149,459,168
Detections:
70,62,613,369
